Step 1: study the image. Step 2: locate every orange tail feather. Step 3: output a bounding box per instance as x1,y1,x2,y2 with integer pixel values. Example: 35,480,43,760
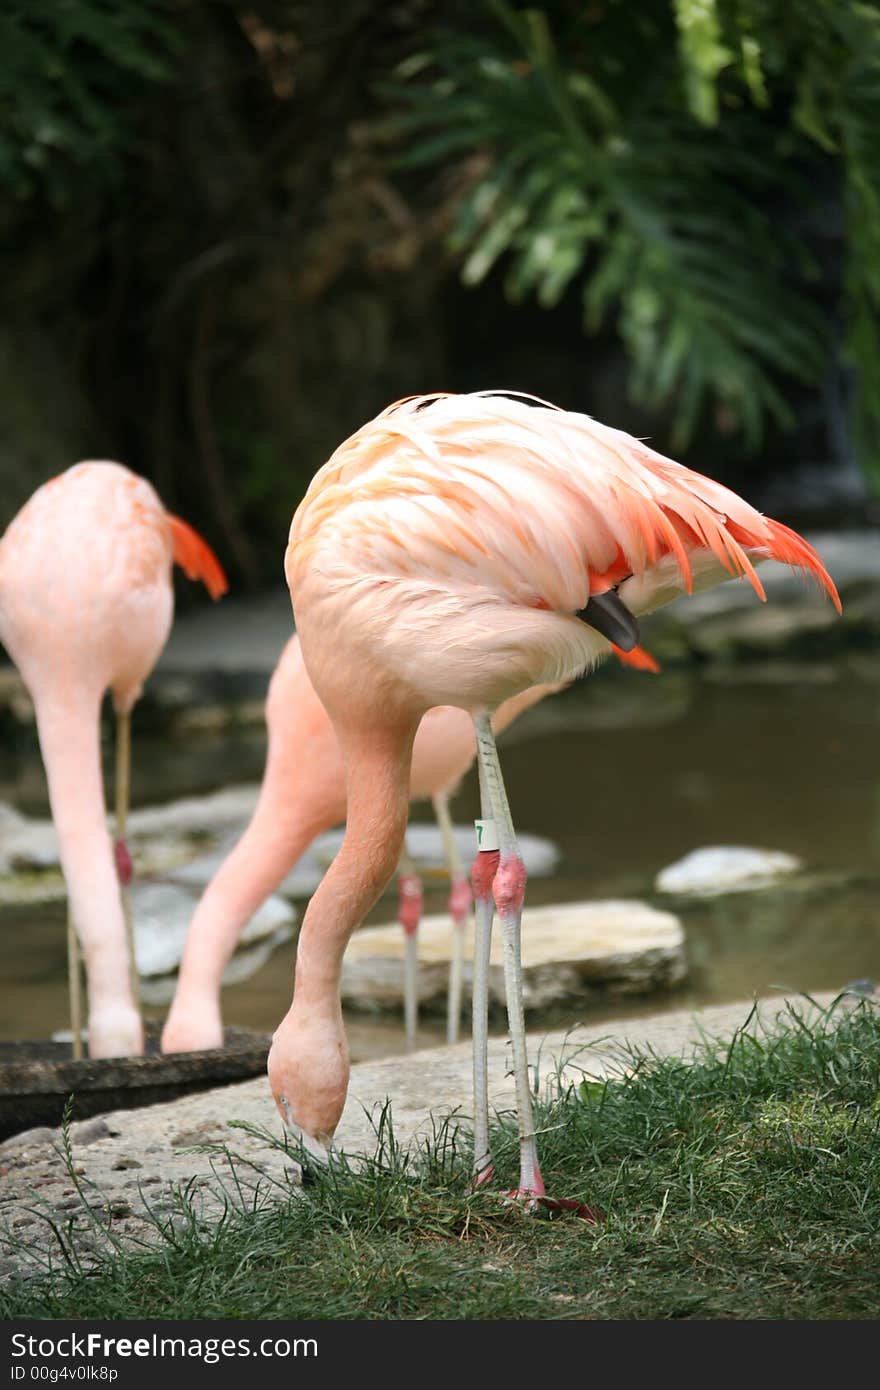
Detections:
167,515,228,600
611,643,661,674
761,519,841,614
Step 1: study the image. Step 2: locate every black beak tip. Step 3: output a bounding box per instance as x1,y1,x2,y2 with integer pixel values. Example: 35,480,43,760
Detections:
575,590,640,652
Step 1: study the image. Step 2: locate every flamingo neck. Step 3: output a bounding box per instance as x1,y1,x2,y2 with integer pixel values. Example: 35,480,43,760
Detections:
32,688,140,1050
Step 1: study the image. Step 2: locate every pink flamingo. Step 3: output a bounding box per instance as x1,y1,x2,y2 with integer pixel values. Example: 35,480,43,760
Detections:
0,462,227,1058
161,630,657,1056
161,631,567,1055
267,390,840,1204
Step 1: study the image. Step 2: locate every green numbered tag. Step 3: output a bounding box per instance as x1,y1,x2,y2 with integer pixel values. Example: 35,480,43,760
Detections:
474,818,499,851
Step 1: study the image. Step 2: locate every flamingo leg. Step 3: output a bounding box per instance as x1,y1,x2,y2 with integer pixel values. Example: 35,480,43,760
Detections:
470,754,497,1183
114,708,139,1012
473,712,543,1200
432,790,472,1045
397,842,422,1052
67,908,83,1061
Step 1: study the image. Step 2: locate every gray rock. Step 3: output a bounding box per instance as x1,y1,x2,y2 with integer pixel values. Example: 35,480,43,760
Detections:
341,900,686,1013
173,823,560,902
0,801,27,834
685,601,839,656
315,824,561,879
655,845,802,897
170,835,327,901
132,882,296,979
787,531,880,591
0,1127,55,1162
137,925,294,1006
659,533,880,623
0,785,264,880
164,835,242,891
277,852,328,899
127,786,259,839
0,795,560,912
0,818,60,872
634,531,880,659
69,1118,112,1147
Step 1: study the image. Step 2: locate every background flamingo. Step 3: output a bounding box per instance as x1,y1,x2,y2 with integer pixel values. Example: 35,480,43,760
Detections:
0,462,227,1058
269,390,840,1202
161,632,564,1055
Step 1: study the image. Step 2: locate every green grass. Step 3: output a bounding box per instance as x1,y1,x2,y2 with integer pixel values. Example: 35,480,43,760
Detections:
3,995,880,1320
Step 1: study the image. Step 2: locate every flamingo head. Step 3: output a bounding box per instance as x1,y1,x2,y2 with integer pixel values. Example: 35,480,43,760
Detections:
267,1005,349,1165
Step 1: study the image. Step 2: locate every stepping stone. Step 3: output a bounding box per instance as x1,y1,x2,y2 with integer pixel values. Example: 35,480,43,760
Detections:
655,845,802,897
0,796,558,902
0,802,27,835
170,835,327,900
127,786,260,838
138,925,295,1006
132,881,296,979
0,786,263,878
0,816,59,872
340,899,685,1013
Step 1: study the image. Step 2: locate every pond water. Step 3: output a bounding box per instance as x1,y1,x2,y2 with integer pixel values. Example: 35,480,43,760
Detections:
1,659,878,1060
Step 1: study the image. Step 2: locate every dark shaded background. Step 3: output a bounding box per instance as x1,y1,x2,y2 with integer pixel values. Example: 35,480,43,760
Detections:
2,0,877,598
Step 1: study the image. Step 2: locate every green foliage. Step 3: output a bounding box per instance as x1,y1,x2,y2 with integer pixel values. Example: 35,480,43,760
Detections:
388,1,880,469
0,1,179,204
0,1,875,572
674,0,738,125
0,2,446,584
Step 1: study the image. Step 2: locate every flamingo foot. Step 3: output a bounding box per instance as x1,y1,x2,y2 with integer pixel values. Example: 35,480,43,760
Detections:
161,1001,224,1054
466,1160,495,1193
534,1196,604,1223
501,1163,545,1210
500,1183,603,1223
88,1002,143,1058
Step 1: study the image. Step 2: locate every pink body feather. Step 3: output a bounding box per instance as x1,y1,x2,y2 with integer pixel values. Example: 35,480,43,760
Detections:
287,392,838,717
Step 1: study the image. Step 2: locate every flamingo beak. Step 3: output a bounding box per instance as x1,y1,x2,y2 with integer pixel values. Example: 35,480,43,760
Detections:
576,588,640,651
276,1093,333,1165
